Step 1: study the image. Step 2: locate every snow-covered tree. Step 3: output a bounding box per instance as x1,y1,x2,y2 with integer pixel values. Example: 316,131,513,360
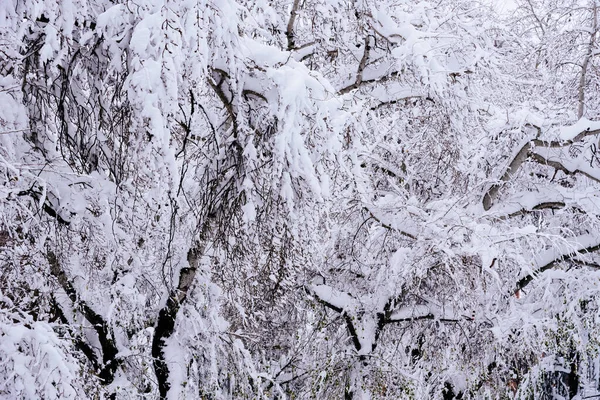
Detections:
2,0,600,399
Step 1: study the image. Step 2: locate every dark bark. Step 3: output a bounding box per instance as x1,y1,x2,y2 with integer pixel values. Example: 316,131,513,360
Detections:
152,248,202,398
152,295,180,399
47,251,120,384
514,241,600,293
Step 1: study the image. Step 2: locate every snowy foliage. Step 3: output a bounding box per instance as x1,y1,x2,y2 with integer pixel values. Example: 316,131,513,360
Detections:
1,0,600,399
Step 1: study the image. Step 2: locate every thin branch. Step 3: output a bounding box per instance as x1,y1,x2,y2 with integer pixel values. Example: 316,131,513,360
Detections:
363,207,417,240
370,95,427,111
0,128,31,134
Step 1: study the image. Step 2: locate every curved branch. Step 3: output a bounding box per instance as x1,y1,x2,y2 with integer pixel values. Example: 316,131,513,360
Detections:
483,122,600,210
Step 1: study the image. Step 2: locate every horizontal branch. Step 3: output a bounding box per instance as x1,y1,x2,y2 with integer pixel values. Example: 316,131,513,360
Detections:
363,207,417,240
490,200,566,220
339,70,401,94
530,149,600,184
386,304,466,324
370,95,431,110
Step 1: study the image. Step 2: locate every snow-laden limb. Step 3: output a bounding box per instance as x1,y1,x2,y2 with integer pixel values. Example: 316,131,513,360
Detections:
483,137,533,211
531,146,600,184
483,118,600,210
388,304,464,323
308,284,358,314
557,118,600,141
46,250,121,385
515,233,600,292
0,310,88,399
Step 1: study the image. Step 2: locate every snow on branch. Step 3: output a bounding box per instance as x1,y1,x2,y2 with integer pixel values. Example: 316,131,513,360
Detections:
46,251,121,384
483,119,600,210
387,304,465,323
515,233,600,293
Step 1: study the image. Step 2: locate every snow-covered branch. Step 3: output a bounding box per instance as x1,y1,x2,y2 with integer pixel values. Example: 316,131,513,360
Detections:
515,234,600,293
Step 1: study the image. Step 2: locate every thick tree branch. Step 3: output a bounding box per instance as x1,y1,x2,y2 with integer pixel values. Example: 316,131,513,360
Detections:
286,0,301,50
483,140,531,211
514,237,600,293
578,2,597,118
152,218,213,399
47,251,120,384
339,36,373,94
491,200,566,220
50,295,100,374
18,188,72,225
530,149,600,184
307,285,363,352
482,123,600,210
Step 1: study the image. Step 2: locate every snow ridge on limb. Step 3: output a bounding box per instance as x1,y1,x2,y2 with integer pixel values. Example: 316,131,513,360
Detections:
514,233,600,294
483,119,600,210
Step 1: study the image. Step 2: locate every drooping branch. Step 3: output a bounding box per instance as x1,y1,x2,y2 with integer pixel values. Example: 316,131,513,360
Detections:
47,251,121,384
208,69,238,138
